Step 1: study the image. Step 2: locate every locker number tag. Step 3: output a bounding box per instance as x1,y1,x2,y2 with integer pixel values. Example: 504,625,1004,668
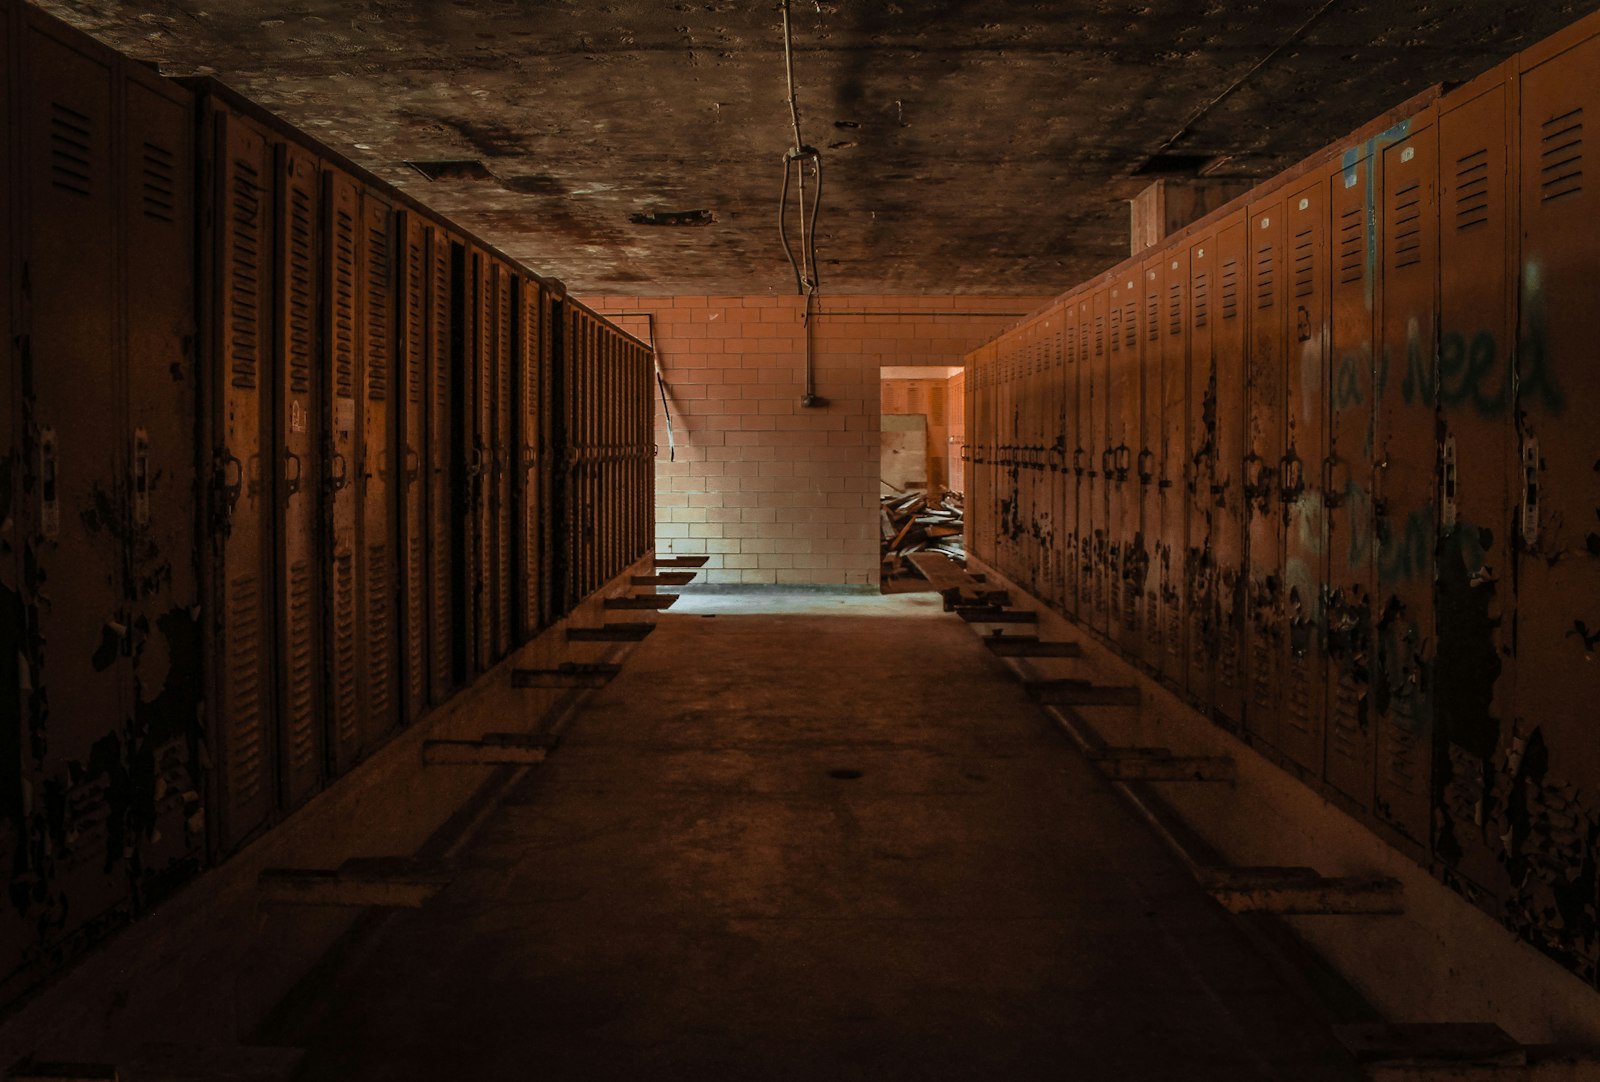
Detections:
290,400,307,434
335,399,355,433
1401,146,1415,162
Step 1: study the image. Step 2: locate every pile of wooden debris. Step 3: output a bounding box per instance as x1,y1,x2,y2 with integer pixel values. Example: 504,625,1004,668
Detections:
881,490,965,583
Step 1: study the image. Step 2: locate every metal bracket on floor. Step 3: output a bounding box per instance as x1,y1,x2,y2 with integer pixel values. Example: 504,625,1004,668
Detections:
1090,746,1236,782
511,662,622,688
656,555,710,568
1025,678,1140,706
631,571,697,587
983,634,1083,658
1335,1023,1600,1079
567,622,656,642
257,858,452,909
605,594,678,610
1196,866,1404,915
955,606,1037,623
422,732,561,766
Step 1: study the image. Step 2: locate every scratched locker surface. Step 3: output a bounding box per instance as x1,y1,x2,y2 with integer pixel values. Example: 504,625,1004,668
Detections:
398,213,428,724
1139,257,1164,672
1183,230,1218,711
1157,249,1188,688
359,190,398,749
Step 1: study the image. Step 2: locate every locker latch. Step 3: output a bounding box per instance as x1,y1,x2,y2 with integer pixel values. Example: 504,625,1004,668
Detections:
39,427,59,543
133,427,150,528
1520,435,1540,548
1440,435,1458,532
1137,448,1155,486
1073,447,1086,476
1322,454,1344,509
284,449,303,496
1278,451,1304,503
1114,444,1131,482
329,453,349,491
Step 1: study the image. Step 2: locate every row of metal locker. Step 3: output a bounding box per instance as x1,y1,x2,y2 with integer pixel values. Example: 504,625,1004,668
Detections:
0,0,655,1005
967,12,1600,986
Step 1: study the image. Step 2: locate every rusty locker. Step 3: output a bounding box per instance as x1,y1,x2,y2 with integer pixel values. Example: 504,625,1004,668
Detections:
514,277,543,642
467,249,492,671
1243,195,1287,751
200,99,274,853
1280,177,1329,778
0,0,22,981
1324,143,1383,810
358,189,397,750
1138,257,1166,672
1373,115,1438,848
1088,285,1111,636
118,63,201,896
1512,25,1600,974
20,12,136,938
273,141,322,809
1210,212,1250,729
1432,67,1518,900
490,260,513,660
1184,231,1218,709
323,167,363,775
1109,274,1142,653
1061,301,1081,619
1075,297,1096,618
397,213,428,725
425,227,455,704
1049,308,1069,611
1158,249,1188,688
539,285,558,625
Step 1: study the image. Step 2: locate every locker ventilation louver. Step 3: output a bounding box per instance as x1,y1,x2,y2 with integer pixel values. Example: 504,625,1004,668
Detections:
1254,243,1275,309
333,210,358,398
367,219,390,400
1338,205,1364,283
287,561,317,776
1122,302,1137,348
1454,148,1491,230
1168,282,1182,337
141,142,176,222
1390,179,1423,268
1193,272,1209,328
333,551,358,747
367,544,392,720
229,162,264,390
226,575,266,804
1221,260,1239,320
1292,228,1314,298
288,187,314,394
48,101,93,197
1147,291,1160,342
1539,108,1583,204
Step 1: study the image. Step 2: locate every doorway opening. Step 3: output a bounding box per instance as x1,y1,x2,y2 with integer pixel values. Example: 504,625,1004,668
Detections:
879,365,966,593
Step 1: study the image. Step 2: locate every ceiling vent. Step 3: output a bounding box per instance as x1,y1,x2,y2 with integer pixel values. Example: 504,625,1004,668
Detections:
1133,152,1221,177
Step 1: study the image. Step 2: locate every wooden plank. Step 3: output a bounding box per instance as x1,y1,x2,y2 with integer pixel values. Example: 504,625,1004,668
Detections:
1197,866,1404,915
984,637,1083,658
905,551,969,591
631,571,696,587
566,622,655,642
955,607,1037,623
510,662,621,688
422,732,559,766
1091,747,1236,782
258,858,451,908
605,594,678,610
656,555,709,567
1025,679,1140,706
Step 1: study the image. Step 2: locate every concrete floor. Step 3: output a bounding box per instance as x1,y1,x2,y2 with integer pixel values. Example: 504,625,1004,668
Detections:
265,588,1360,1080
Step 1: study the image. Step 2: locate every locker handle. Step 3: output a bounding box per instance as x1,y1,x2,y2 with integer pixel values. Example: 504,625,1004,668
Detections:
284,449,302,495
1242,452,1264,501
1114,444,1131,481
405,447,421,481
329,453,348,490
39,427,60,543
1322,454,1344,508
133,427,151,528
1137,448,1155,486
1440,435,1458,532
1520,436,1540,548
1278,452,1304,503
1100,448,1113,477
1073,448,1086,476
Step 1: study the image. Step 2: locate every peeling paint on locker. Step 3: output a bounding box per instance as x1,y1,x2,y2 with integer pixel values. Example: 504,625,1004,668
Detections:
359,189,397,750
1158,250,1188,689
397,212,428,725
1211,213,1250,729
1185,231,1218,710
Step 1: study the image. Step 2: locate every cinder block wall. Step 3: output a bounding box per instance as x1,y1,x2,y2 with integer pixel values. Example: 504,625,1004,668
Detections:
583,295,1047,584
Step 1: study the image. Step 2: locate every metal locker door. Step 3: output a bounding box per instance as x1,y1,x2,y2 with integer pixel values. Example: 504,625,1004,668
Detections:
1432,68,1516,900
1514,27,1600,966
491,261,512,659
1159,249,1189,688
22,16,131,927
323,167,364,775
202,102,274,852
358,190,396,749
1108,276,1141,652
539,287,557,626
425,227,454,705
397,213,427,724
470,249,491,671
0,0,24,978
1061,301,1081,619
1185,233,1218,710
1050,311,1068,610
1373,118,1438,847
1211,212,1250,729
273,141,322,810
1139,258,1165,670
121,64,203,887
1281,178,1329,778
1325,146,1382,810
1088,285,1110,636
514,277,542,643
1244,196,1287,751
1075,299,1095,619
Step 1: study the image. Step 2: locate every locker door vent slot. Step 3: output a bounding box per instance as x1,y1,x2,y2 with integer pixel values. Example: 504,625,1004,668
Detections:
141,141,176,222
367,544,392,721
287,561,318,775
333,551,359,746
1338,205,1364,283
229,162,264,390
1193,271,1209,327
1122,301,1137,348
227,575,267,804
288,187,315,394
1390,179,1423,269
1146,290,1160,342
1292,228,1315,298
1538,108,1583,204
1168,281,1183,337
333,209,358,398
366,219,390,401
1453,148,1491,230
1254,244,1275,310
1221,259,1240,319
48,101,94,197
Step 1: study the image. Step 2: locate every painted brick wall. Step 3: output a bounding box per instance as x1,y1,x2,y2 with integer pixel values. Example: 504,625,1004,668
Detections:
581,294,1048,585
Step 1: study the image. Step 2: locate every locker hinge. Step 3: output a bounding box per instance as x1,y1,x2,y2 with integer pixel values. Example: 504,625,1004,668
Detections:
38,427,59,543
1440,435,1457,532
133,427,151,528
1519,435,1540,548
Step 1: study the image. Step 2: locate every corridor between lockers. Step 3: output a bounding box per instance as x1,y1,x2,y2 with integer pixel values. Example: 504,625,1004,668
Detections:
262,590,1357,1082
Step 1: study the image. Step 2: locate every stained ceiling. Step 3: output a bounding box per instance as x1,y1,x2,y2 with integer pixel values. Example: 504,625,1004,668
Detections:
33,0,1600,295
